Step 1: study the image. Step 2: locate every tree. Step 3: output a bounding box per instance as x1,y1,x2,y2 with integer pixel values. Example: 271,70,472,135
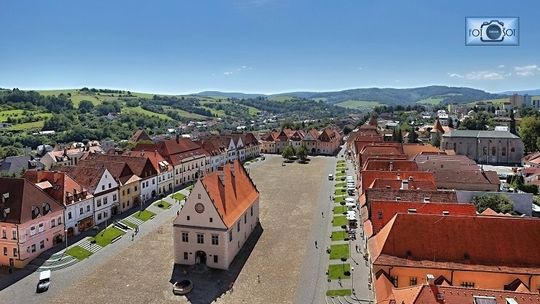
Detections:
461,112,491,130
519,116,540,152
78,100,94,113
296,145,308,162
282,145,296,160
407,126,418,143
472,194,513,214
509,110,516,135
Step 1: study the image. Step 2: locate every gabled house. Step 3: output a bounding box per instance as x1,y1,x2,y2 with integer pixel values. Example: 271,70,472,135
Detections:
173,160,259,270
125,151,174,196
23,171,94,236
58,166,118,225
0,178,65,268
40,145,103,170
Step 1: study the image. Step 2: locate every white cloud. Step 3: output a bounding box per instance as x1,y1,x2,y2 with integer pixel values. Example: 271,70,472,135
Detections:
223,65,252,76
497,65,505,69
465,71,505,80
448,73,464,79
223,71,233,76
514,65,540,76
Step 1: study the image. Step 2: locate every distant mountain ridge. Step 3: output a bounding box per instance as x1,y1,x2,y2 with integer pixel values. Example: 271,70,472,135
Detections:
498,89,540,95
197,85,505,106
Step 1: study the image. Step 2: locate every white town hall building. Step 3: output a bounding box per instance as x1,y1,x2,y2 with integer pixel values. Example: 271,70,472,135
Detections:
173,160,259,270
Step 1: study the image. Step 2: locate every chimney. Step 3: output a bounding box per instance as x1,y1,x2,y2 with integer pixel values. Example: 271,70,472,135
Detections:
426,274,435,286
401,179,409,190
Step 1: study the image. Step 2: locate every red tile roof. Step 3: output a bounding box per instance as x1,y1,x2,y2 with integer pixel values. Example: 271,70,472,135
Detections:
201,160,259,227
368,179,437,191
368,200,477,235
130,129,152,142
56,166,107,192
369,213,540,270
124,150,173,173
84,154,157,178
133,138,209,166
402,144,442,159
361,171,436,193
23,171,92,206
0,178,64,224
362,159,419,172
392,284,540,304
362,189,458,207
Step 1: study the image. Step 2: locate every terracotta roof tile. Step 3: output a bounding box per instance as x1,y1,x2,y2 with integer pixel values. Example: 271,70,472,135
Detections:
361,171,436,193
23,171,92,206
402,144,441,159
201,160,259,227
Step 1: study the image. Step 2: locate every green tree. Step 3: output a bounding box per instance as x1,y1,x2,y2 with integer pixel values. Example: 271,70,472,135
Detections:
78,100,94,113
472,194,513,213
519,116,540,152
407,126,418,143
509,110,516,135
282,145,296,160
296,145,308,162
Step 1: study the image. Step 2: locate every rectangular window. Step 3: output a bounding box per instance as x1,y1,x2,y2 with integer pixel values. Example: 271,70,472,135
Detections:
80,207,84,215
51,219,55,228
410,277,417,286
244,213,247,224
461,282,475,288
87,205,91,212
97,199,102,207
38,223,44,233
1,229,6,239
229,230,232,242
12,229,16,240
183,252,188,260
58,217,62,225
108,183,112,188
187,216,190,221
127,188,130,194
135,186,138,191
13,248,17,257
197,233,204,244
97,213,102,220
209,217,213,223
3,247,6,256
182,232,189,242
30,226,36,236
68,212,72,220
40,240,45,249
391,276,398,288
237,222,240,232
104,211,108,218
113,194,117,201
102,185,105,191
104,197,108,205
31,244,36,253
213,255,218,263
211,235,219,245
250,206,253,216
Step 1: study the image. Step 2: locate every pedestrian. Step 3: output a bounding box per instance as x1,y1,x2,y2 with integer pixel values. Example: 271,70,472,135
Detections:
321,211,324,218
131,233,134,241
177,210,180,216
257,274,260,283
314,240,318,248
355,244,358,253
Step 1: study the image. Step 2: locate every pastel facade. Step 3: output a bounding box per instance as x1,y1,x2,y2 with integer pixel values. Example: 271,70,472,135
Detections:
40,145,103,170
0,178,65,268
260,127,342,156
173,160,259,270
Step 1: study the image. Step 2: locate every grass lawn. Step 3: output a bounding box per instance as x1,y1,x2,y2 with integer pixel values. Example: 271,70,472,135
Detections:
121,220,138,229
6,120,46,131
330,244,350,260
171,192,186,201
334,188,347,195
122,106,172,121
335,182,346,188
92,227,125,247
154,200,171,209
326,289,352,297
333,205,347,214
334,196,345,203
133,210,156,222
331,230,348,241
337,160,345,164
335,171,346,177
333,216,348,227
328,263,351,280
66,245,93,260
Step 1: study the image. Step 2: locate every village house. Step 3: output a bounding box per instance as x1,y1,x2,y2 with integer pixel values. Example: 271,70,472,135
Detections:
133,136,210,189
369,213,540,303
58,166,119,225
0,178,65,268
173,160,259,270
23,171,94,236
260,127,342,156
40,144,103,170
125,151,174,196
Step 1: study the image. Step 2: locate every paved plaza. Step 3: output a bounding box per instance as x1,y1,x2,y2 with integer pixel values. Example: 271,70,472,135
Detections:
0,153,370,304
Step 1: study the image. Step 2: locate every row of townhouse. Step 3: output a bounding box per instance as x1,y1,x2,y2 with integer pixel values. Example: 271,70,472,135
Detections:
259,127,342,156
351,119,540,304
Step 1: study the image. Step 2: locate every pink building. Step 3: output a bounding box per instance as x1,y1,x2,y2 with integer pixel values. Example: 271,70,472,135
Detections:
0,178,65,268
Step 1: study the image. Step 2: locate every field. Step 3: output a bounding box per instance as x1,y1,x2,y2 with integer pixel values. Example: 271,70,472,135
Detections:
416,97,444,105
335,100,382,109
121,106,172,120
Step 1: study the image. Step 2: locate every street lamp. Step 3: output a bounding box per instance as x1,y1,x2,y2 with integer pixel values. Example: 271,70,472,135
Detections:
351,266,355,294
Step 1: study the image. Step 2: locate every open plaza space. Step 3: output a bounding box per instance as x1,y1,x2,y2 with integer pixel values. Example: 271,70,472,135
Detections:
0,154,341,304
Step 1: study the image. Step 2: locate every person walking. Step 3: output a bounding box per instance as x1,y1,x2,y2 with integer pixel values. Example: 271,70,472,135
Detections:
321,211,324,218
314,240,318,248
131,233,135,241
257,274,261,283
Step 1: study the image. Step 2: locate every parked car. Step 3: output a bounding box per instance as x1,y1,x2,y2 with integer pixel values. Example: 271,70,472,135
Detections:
173,280,193,295
328,174,334,180
36,270,51,293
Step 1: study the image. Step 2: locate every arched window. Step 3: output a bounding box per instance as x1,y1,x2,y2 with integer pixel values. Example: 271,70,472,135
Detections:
491,147,496,156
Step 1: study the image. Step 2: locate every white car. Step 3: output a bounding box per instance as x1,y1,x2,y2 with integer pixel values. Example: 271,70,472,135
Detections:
36,270,51,293
328,174,334,180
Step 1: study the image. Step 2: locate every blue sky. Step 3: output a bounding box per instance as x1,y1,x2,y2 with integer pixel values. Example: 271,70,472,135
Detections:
1,0,539,94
